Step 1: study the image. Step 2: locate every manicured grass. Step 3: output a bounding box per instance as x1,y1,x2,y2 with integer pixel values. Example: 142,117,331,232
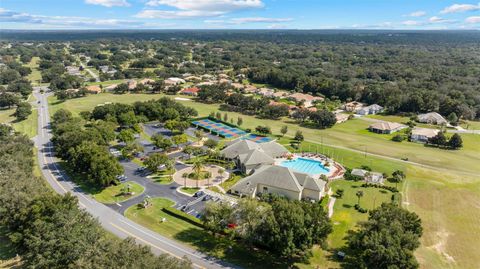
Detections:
47,92,479,175
24,56,42,85
328,180,395,248
93,181,144,204
46,90,480,268
0,108,38,138
219,174,243,191
125,197,288,269
180,187,200,195
207,186,223,193
151,175,173,185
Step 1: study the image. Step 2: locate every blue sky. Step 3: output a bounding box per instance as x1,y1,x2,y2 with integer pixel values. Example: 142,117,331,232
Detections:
1,0,479,29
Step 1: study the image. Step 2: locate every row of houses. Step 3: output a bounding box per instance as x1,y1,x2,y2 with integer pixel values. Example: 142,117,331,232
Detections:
368,121,440,142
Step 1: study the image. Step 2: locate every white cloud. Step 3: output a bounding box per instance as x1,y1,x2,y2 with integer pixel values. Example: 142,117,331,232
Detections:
428,16,456,23
440,3,480,14
465,16,480,23
401,20,423,26
230,17,292,24
0,9,147,28
136,9,224,19
145,0,263,11
85,0,130,7
138,0,264,19
408,11,426,17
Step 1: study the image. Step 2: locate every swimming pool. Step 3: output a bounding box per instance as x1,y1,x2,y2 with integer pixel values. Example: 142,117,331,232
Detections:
280,157,330,175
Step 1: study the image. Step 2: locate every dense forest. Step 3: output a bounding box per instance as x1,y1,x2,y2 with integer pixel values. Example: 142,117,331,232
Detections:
1,30,479,119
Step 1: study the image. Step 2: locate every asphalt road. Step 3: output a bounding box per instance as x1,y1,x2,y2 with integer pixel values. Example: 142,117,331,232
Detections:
32,87,234,269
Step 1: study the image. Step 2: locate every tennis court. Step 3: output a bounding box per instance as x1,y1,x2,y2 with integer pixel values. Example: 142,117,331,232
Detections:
241,134,272,143
192,118,247,138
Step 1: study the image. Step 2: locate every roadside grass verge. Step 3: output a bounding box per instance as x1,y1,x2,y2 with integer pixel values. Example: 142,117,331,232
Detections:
125,197,291,269
179,187,200,195
93,181,144,204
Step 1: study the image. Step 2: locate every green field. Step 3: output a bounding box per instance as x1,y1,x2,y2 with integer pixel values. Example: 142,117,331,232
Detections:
24,57,42,85
47,91,480,268
125,197,287,269
179,187,200,195
93,181,144,204
0,107,38,138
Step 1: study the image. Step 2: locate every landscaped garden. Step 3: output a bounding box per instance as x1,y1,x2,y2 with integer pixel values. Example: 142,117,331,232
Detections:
93,181,144,204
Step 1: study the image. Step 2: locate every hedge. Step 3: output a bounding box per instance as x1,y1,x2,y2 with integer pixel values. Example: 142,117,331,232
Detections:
162,207,204,228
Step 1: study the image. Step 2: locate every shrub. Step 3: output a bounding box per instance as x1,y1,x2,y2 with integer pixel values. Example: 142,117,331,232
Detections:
391,134,404,142
162,207,203,227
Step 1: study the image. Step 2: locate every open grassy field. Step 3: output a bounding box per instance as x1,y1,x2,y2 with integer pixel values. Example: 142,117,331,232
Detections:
47,92,480,268
0,108,38,138
125,197,289,269
24,56,42,85
93,181,144,204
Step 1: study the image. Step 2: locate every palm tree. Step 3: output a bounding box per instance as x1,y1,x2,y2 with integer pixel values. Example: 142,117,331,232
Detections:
182,172,188,188
356,190,364,206
192,158,204,188
194,130,203,145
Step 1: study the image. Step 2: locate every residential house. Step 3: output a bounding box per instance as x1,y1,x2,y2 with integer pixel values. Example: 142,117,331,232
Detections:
288,93,324,107
218,78,232,85
99,65,116,74
417,112,447,125
140,78,155,85
231,83,245,90
257,87,275,97
126,80,137,90
343,101,365,112
164,77,186,86
85,85,102,94
369,121,406,134
410,127,439,143
351,169,384,184
335,113,350,123
104,84,118,92
196,81,215,87
243,85,257,94
217,73,229,79
231,165,327,201
179,87,201,96
356,104,384,115
66,66,81,76
273,91,289,98
184,75,202,82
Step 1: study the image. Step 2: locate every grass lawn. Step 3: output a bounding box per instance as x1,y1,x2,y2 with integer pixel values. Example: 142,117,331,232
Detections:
125,197,290,269
328,180,396,248
150,175,173,185
0,108,38,138
24,56,42,85
46,90,480,268
180,187,200,195
48,92,479,175
92,181,144,204
219,173,244,191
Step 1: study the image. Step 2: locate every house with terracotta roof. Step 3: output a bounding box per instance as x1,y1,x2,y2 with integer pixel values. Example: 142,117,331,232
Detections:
272,91,289,98
243,85,257,94
85,85,101,94
343,101,365,112
104,84,118,92
179,87,201,96
335,113,350,123
126,80,137,90
140,78,155,85
288,93,324,107
369,121,406,134
231,83,245,90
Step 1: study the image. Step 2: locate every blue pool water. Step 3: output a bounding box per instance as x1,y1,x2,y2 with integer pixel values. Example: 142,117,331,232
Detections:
280,157,330,175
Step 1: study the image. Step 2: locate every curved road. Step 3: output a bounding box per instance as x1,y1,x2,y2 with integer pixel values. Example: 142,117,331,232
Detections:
33,87,233,269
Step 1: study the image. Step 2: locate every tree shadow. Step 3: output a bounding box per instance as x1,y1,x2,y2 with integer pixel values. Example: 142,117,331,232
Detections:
342,204,352,209
174,228,292,269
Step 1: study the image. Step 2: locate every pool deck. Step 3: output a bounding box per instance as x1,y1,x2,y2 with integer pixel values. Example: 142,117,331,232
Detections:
275,153,344,179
